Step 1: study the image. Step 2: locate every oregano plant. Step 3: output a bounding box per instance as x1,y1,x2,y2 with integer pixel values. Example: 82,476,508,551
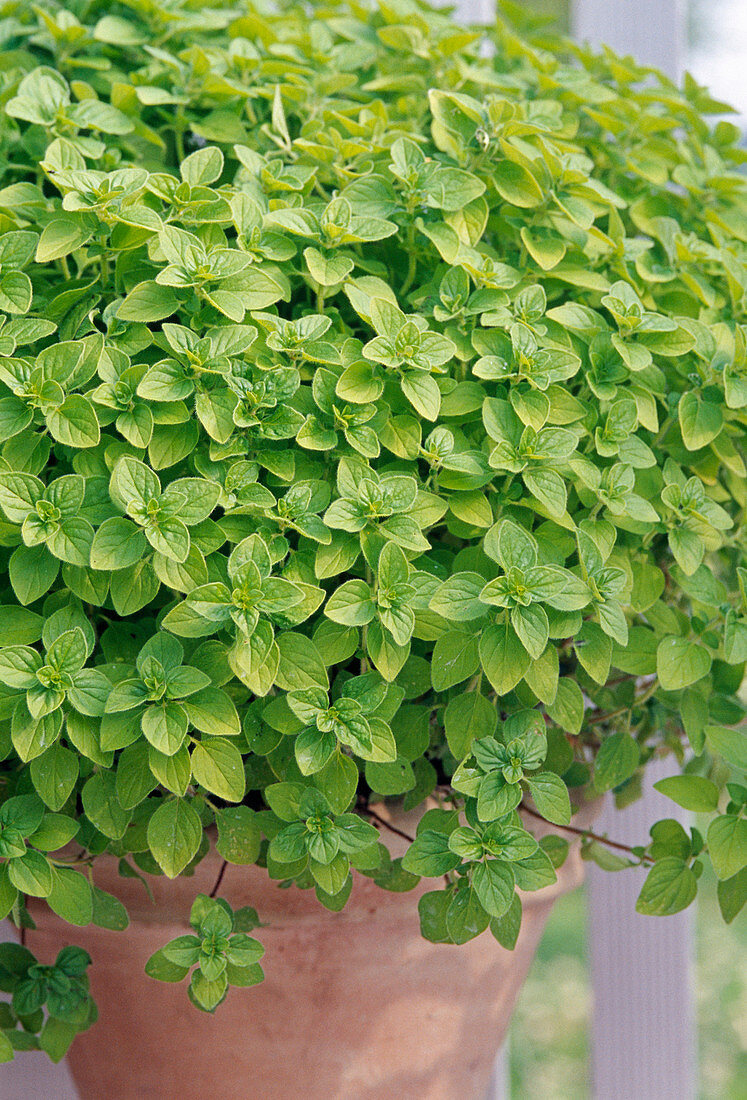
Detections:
0,0,744,1062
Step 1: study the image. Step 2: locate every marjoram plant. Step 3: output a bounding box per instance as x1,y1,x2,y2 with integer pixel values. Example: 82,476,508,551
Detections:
0,0,744,1063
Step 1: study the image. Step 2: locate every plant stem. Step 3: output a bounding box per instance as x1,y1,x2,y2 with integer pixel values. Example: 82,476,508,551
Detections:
209,859,228,898
365,807,415,844
585,677,659,725
399,223,417,297
652,414,673,448
174,109,187,163
519,802,653,864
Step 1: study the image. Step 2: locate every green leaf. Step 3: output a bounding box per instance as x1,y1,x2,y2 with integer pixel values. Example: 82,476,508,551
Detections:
35,220,93,263
215,806,261,865
594,732,640,793
191,739,246,802
313,752,359,813
401,372,441,421
181,145,224,186
141,702,188,755
431,630,479,691
527,772,572,825
636,857,697,915
401,829,460,876
444,692,497,759
574,621,612,685
511,847,557,891
115,742,154,809
472,860,514,918
365,756,415,796
656,636,712,691
705,724,747,771
489,892,522,950
47,396,100,448
479,622,530,695
46,868,93,926
325,579,375,626
119,281,179,322
446,883,489,943
68,99,134,134
716,867,747,924
90,518,147,571
145,948,189,984
511,603,549,660
477,773,522,820
9,545,59,605
678,392,723,451
91,887,130,931
81,772,130,839
545,679,584,737
707,815,747,880
183,688,241,739
275,633,328,692
27,812,79,851
147,799,202,878
294,725,336,775
653,775,719,812
418,889,453,943
492,160,543,207
8,850,53,897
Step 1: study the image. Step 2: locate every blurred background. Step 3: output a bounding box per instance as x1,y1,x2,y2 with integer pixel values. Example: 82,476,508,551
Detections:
527,0,747,130
688,0,747,130
511,861,746,1098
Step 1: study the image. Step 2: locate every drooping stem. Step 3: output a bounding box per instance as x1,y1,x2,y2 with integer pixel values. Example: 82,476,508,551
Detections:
519,802,653,864
209,859,228,898
365,807,415,844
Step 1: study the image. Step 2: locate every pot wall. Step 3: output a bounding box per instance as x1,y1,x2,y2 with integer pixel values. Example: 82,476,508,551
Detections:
27,802,598,1100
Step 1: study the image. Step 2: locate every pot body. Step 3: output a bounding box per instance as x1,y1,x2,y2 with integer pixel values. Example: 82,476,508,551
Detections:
27,802,598,1100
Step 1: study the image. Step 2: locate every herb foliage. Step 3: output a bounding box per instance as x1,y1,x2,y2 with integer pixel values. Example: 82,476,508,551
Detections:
0,0,744,1055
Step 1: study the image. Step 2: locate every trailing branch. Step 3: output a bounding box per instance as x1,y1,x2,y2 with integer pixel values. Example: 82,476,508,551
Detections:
209,859,229,898
364,807,415,844
520,802,653,865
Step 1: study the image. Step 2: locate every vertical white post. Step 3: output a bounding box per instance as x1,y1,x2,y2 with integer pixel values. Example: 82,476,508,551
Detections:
438,0,493,27
451,0,495,25
573,2,693,1096
587,760,696,1100
486,1041,509,1100
573,0,685,79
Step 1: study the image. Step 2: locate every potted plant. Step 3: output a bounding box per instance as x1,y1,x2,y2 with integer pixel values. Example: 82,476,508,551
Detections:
0,0,744,1095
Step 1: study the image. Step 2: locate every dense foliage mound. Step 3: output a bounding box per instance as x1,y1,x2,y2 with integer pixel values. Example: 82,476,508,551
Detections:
0,0,744,1050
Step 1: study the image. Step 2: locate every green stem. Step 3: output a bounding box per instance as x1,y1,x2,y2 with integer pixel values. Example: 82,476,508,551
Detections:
520,803,654,864
652,414,673,448
399,223,417,297
585,677,659,726
365,806,415,844
174,109,187,163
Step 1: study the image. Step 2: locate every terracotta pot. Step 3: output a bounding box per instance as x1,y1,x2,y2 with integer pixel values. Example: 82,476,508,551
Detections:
27,799,599,1100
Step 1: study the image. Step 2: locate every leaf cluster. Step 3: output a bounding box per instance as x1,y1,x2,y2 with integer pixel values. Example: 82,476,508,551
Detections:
0,0,744,1041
